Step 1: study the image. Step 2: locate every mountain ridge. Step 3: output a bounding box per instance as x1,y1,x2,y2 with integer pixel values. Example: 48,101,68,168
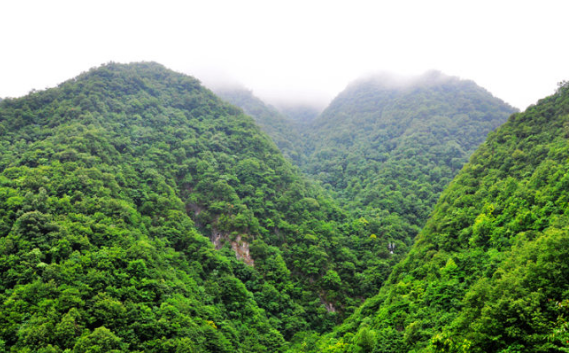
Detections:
2,61,562,353
0,62,355,351
306,80,569,353
299,71,516,259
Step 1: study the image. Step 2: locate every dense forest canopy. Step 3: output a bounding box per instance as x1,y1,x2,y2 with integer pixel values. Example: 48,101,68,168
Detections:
1,61,564,353
220,74,517,305
214,88,306,164
305,80,569,352
0,62,377,352
220,73,516,255
0,62,293,352
300,71,516,249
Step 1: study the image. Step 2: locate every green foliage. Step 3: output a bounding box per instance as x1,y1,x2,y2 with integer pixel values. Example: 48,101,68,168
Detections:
215,87,306,163
3,62,562,353
213,74,524,351
300,72,515,257
214,86,430,322
307,74,569,352
0,62,298,352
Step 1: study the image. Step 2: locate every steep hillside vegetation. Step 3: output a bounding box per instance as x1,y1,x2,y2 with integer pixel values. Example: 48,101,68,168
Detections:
0,62,290,352
301,72,516,251
215,87,305,163
1,62,551,353
0,62,377,352
213,86,411,322
307,82,569,352
215,73,518,306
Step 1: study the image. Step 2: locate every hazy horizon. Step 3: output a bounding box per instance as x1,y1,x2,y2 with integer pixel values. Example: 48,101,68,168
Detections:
2,0,569,111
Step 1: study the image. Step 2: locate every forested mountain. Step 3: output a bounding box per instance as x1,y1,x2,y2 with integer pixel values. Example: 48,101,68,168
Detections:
0,62,377,352
214,87,305,163
301,72,516,251
213,85,404,322
214,73,519,308
2,61,560,353
0,62,290,352
306,82,569,352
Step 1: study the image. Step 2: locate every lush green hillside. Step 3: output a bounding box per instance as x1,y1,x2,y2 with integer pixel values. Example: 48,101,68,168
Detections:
216,87,418,306
301,72,516,252
215,87,306,163
306,82,569,352
3,62,557,353
216,74,519,309
0,62,290,352
0,62,377,352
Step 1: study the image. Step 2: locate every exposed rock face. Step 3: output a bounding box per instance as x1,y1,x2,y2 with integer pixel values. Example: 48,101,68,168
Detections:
319,293,337,313
211,228,254,266
211,228,224,249
231,235,254,266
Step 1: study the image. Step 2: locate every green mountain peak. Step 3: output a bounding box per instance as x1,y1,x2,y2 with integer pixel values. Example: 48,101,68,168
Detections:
2,61,564,353
309,79,569,353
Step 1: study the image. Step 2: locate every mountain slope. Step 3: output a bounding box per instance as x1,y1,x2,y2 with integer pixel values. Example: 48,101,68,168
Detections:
0,62,292,352
215,87,305,163
301,72,516,250
214,86,412,321
216,73,518,306
0,62,376,351
308,81,569,352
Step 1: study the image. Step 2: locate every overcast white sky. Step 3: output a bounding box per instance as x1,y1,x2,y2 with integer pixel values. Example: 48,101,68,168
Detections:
1,0,568,110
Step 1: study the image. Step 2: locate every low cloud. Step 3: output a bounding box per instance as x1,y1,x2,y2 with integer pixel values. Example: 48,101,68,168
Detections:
350,70,459,91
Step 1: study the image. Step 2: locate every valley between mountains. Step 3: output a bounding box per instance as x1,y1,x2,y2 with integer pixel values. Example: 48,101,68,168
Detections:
0,62,567,352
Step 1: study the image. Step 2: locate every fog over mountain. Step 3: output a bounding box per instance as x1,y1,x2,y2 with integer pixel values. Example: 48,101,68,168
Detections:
2,1,569,352
3,1,569,111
